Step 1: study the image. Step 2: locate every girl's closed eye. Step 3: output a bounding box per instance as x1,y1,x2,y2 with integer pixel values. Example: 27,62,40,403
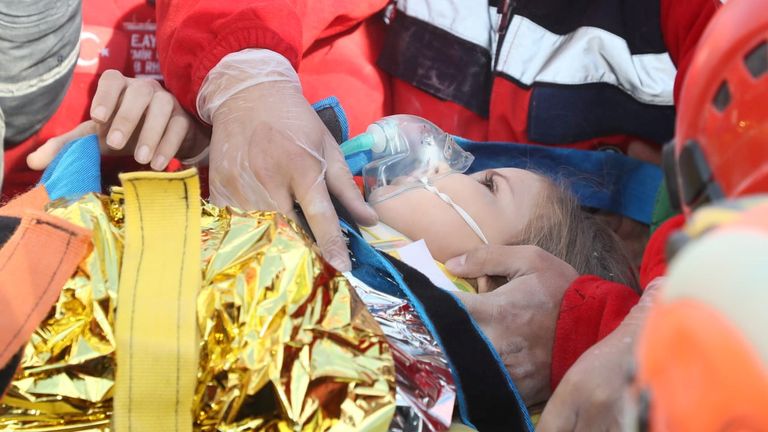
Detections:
480,171,497,194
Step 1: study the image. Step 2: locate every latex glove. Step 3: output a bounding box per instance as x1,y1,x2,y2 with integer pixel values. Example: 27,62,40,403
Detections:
446,245,579,406
537,277,665,432
27,70,209,171
198,49,377,271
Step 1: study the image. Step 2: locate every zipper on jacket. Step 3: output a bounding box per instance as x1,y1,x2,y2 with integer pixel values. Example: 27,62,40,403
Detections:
493,0,515,70
382,0,397,25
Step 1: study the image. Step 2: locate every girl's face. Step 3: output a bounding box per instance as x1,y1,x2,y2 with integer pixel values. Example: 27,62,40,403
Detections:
371,168,546,262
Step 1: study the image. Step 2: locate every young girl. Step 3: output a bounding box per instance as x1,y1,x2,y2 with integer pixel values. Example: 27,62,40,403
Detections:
363,167,638,292
347,114,638,292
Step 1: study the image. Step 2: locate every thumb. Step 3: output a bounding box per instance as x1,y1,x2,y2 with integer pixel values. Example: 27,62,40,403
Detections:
27,121,97,170
445,245,537,279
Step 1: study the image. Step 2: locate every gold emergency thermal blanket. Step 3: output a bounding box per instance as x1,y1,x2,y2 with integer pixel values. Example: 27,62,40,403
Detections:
0,170,395,431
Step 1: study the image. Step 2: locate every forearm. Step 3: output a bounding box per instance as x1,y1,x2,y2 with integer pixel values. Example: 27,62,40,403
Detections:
550,275,640,390
156,0,303,115
155,0,387,117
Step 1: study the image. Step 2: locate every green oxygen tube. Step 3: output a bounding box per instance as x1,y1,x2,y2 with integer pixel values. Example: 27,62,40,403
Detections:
343,114,476,202
340,132,376,156
340,122,391,157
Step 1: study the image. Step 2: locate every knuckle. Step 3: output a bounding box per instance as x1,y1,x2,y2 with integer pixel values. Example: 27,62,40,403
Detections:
473,246,491,268
588,387,615,412
111,111,132,127
317,230,346,252
147,78,163,90
126,79,154,98
216,165,238,184
327,153,351,175
99,69,124,85
151,90,175,109
172,113,191,131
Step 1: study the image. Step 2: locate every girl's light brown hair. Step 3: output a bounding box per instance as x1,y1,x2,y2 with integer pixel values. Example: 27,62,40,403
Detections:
515,178,640,291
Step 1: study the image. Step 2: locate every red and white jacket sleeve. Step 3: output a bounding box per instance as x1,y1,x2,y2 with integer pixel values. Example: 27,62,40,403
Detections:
155,0,387,116
550,215,686,389
549,0,722,390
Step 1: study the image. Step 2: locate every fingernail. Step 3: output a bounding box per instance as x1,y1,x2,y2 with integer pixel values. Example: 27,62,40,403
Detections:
26,151,39,169
135,146,151,164
445,254,466,273
107,130,124,149
92,106,107,122
151,155,167,171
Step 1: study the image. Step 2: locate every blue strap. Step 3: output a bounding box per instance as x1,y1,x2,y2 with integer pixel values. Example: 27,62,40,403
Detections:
345,150,371,179
39,134,102,200
346,137,662,224
312,96,350,142
455,138,661,224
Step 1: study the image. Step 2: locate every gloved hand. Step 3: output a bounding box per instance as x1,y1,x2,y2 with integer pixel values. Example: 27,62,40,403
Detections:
446,245,579,406
197,49,378,271
27,69,209,171
537,277,665,432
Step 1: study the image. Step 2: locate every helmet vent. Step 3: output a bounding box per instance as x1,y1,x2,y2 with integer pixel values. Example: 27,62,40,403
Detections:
745,41,768,79
712,81,731,112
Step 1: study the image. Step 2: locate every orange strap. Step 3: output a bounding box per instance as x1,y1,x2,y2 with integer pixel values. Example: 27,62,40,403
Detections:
0,186,49,217
0,211,91,367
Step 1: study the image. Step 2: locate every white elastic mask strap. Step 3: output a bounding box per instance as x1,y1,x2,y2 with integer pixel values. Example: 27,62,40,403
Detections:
420,179,489,244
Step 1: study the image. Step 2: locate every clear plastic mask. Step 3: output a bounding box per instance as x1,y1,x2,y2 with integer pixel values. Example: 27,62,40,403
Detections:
356,115,487,244
360,115,475,204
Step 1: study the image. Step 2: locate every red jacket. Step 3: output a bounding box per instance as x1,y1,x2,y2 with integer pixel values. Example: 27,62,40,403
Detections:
550,215,686,388
155,0,719,390
2,0,159,202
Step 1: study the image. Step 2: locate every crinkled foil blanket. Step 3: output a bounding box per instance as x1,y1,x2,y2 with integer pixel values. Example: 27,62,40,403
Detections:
345,275,455,432
0,193,400,431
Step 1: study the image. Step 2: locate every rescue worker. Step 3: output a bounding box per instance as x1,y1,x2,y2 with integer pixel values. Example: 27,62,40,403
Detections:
2,0,205,202
0,0,81,196
152,0,722,428
635,0,768,428
541,0,768,427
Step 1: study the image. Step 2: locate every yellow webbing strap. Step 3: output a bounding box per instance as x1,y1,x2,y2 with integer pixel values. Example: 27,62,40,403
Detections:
115,169,201,432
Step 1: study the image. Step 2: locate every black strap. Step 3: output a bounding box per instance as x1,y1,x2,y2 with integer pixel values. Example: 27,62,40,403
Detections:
316,105,345,145
0,216,21,247
0,351,21,397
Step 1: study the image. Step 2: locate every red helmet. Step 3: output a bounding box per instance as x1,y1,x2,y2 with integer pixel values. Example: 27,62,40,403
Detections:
666,0,768,215
635,200,768,431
